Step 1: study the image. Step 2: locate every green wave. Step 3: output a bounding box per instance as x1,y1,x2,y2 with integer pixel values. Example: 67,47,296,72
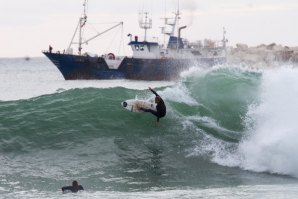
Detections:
0,67,261,154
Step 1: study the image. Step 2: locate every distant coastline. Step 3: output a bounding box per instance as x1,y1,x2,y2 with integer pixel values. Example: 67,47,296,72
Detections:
1,43,298,68
227,43,298,66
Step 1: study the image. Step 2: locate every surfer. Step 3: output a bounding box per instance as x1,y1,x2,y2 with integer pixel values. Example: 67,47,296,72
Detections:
49,45,53,53
140,87,166,124
61,180,84,193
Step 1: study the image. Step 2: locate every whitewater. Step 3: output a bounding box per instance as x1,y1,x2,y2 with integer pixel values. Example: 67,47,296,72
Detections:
1,57,298,198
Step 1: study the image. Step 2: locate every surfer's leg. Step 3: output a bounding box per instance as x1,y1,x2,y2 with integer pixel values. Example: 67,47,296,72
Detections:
140,108,159,117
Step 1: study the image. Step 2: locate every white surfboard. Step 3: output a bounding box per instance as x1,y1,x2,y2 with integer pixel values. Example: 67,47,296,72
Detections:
121,99,156,113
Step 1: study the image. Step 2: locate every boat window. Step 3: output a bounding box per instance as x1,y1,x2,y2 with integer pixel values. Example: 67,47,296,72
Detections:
135,45,139,51
140,45,145,51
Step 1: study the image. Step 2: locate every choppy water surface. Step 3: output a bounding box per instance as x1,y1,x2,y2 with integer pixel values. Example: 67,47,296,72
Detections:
1,58,298,198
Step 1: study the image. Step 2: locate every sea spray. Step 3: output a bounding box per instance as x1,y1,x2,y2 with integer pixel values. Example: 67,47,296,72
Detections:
238,66,298,177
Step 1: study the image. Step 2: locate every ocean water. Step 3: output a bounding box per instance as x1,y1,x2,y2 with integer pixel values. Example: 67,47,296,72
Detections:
1,57,298,198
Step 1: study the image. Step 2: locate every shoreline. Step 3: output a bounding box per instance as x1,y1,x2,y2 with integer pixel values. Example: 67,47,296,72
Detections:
227,43,298,66
1,43,298,67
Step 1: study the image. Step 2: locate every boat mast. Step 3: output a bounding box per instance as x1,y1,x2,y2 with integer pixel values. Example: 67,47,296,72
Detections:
222,27,227,48
160,0,180,40
67,0,123,55
139,12,152,41
78,0,88,55
222,27,228,57
175,0,180,50
163,0,167,47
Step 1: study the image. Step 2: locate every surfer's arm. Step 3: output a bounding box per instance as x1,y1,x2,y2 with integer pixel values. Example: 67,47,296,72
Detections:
149,87,159,96
61,186,72,192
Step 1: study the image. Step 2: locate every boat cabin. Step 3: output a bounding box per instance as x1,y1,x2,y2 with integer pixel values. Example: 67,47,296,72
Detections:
128,36,159,59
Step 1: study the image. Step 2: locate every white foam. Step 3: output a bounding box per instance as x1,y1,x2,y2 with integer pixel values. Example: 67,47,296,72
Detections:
180,66,207,78
4,185,298,199
161,83,199,106
184,115,239,167
237,66,298,176
183,64,298,177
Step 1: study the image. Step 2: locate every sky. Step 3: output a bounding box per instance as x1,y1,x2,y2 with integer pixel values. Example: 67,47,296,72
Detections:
0,0,298,57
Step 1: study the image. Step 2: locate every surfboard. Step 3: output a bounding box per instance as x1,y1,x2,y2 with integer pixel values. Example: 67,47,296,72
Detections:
121,99,156,113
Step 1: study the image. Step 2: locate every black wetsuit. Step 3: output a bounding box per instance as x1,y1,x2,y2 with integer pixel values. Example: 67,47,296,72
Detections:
142,89,166,122
61,185,84,193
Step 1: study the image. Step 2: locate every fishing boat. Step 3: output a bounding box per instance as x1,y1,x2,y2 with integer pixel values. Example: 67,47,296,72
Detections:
43,0,227,81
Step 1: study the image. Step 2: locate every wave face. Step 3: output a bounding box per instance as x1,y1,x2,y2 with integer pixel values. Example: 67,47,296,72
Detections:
1,58,298,197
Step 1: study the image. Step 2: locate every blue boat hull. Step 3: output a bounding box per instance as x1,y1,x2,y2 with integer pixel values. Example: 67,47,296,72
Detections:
43,52,226,80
